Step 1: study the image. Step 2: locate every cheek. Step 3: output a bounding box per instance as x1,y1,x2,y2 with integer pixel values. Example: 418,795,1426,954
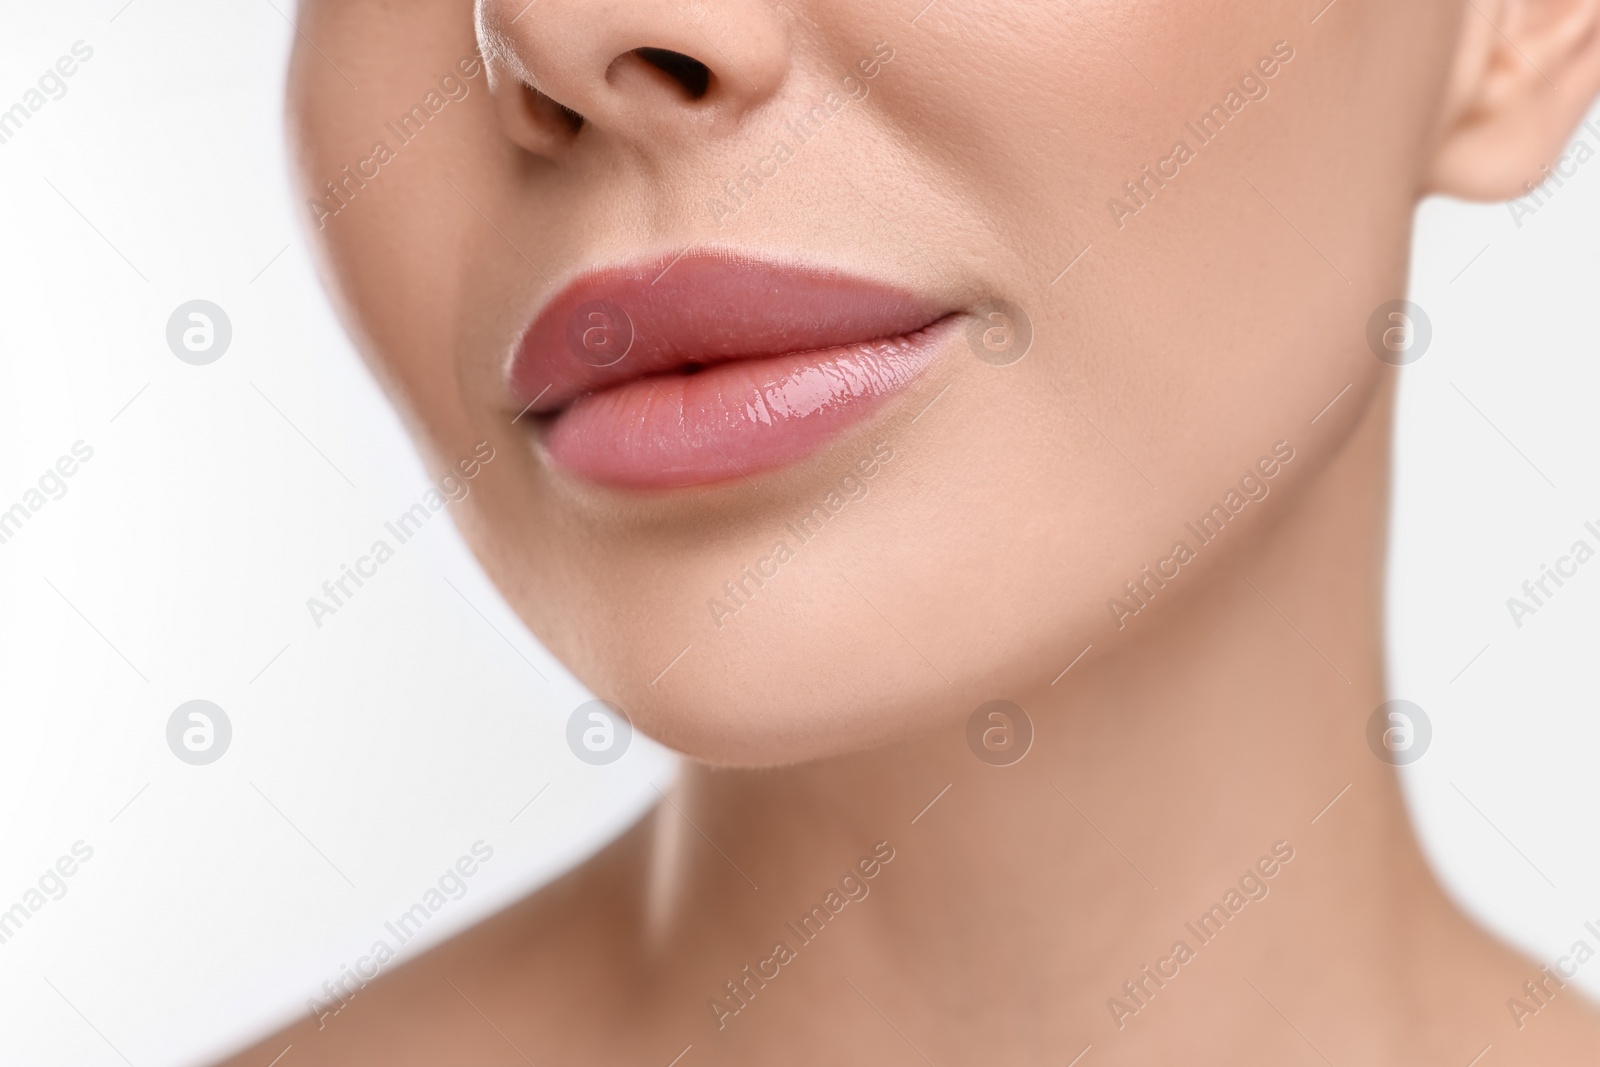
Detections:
291,1,504,439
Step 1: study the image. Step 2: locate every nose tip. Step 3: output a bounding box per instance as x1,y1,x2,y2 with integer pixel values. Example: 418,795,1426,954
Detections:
476,0,791,153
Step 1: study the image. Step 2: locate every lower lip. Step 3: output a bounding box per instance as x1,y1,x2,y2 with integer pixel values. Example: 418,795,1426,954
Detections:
541,317,956,489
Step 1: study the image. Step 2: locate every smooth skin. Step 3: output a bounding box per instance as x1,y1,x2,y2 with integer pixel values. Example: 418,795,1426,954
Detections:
226,0,1600,1063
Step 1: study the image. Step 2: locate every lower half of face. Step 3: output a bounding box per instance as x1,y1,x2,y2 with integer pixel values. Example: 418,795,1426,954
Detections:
293,0,1457,764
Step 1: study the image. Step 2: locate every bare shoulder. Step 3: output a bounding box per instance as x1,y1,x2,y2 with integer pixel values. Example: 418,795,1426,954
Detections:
1421,904,1600,1067
1494,977,1600,1065
216,818,655,1067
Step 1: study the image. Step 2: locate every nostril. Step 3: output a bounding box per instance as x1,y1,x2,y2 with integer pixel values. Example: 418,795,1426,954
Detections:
631,47,712,100
521,83,585,136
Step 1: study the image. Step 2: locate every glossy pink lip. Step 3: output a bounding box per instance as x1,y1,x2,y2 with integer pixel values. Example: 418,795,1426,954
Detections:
509,251,954,489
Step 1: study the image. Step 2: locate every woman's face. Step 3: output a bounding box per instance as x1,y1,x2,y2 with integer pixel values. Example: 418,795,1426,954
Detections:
291,0,1456,763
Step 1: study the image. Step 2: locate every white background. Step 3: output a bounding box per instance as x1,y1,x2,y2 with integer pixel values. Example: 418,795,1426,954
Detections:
0,3,1596,1064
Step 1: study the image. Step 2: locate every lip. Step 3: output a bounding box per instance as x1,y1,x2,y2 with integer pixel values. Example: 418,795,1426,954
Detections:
508,250,955,489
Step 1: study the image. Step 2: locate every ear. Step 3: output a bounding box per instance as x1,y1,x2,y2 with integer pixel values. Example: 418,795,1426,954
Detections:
1427,0,1600,200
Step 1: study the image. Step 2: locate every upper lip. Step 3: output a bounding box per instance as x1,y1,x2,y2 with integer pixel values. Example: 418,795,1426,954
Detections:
508,250,949,414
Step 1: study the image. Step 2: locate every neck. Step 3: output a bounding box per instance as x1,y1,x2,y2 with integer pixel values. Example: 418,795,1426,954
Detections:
646,379,1505,1060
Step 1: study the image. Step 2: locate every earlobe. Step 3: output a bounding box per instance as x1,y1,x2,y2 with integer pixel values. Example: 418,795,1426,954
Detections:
1426,0,1600,200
